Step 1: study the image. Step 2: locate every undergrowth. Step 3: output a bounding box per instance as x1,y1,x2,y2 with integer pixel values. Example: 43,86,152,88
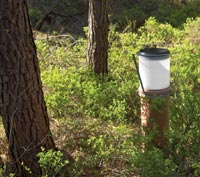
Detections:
33,17,200,177
1,17,199,177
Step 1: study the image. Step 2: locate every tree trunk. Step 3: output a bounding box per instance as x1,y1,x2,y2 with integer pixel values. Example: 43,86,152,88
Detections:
0,0,56,176
87,0,109,75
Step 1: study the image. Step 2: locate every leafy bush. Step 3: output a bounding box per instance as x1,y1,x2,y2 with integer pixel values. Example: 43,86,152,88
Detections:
35,17,200,176
169,91,200,176
138,17,183,45
132,148,176,177
0,167,4,177
37,147,68,177
184,17,200,44
155,0,200,27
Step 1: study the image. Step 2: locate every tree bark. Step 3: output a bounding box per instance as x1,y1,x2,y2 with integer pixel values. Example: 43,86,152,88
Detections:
87,0,109,75
0,0,56,176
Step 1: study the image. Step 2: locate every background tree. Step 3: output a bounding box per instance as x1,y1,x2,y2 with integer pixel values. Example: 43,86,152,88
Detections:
0,0,56,176
87,0,109,75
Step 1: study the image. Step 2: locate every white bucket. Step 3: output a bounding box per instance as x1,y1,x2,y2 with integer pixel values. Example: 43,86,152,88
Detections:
138,48,170,91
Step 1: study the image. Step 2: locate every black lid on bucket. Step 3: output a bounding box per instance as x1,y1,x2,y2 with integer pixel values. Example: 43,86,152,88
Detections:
138,48,170,59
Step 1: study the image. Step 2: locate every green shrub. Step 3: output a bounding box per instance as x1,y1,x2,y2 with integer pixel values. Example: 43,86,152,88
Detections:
0,167,4,177
138,17,183,45
36,17,200,176
132,148,176,177
169,91,200,175
184,17,200,44
37,147,68,177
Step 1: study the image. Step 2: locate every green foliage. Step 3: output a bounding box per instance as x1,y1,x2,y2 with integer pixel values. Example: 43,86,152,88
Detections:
169,91,200,176
37,147,68,177
109,0,200,31
0,2,198,177
35,17,200,176
154,0,200,27
0,166,16,177
28,0,200,35
131,91,200,177
123,7,146,22
28,8,42,24
67,121,138,177
21,162,32,175
138,17,183,44
36,34,139,122
9,173,15,177
132,148,176,177
184,17,200,44
0,167,4,177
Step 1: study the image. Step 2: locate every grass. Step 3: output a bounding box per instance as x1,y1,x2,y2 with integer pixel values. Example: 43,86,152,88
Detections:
50,115,140,176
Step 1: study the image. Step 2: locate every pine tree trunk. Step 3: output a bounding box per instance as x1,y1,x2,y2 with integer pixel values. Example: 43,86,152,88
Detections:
0,1,56,176
87,0,109,75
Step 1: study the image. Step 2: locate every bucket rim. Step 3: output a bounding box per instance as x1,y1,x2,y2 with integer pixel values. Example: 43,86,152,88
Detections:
138,48,170,57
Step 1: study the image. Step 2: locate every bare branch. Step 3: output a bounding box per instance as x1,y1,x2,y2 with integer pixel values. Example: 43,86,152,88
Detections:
34,0,63,30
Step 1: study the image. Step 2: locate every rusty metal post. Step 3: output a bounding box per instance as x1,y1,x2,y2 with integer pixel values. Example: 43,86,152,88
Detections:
139,88,170,148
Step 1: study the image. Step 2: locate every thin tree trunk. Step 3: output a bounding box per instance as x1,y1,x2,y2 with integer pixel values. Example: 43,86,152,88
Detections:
0,0,55,176
87,0,109,75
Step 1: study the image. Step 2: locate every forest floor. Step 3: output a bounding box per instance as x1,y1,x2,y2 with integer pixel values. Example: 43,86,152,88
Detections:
0,119,7,164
